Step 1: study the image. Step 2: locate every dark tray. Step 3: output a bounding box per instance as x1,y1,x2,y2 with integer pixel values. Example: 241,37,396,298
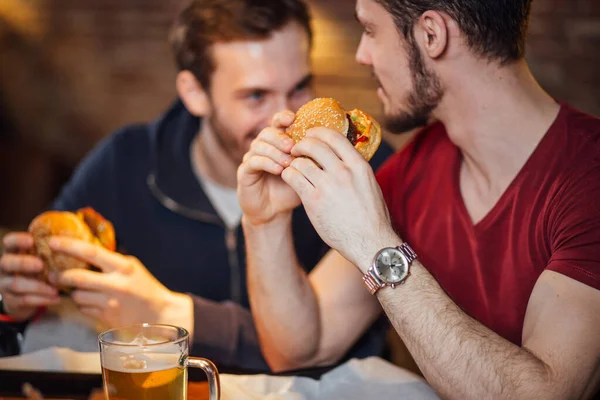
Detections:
0,365,333,398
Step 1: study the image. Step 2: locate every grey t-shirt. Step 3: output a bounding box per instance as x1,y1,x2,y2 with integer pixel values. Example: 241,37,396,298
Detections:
198,175,242,230
21,298,104,354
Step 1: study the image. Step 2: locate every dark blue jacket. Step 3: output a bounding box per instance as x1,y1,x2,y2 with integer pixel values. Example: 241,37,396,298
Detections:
52,99,394,370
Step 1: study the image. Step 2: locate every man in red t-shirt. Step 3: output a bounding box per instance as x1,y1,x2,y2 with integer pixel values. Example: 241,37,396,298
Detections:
237,0,600,398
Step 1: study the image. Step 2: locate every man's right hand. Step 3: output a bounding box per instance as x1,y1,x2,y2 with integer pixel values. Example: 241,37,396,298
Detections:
0,232,60,321
237,111,301,225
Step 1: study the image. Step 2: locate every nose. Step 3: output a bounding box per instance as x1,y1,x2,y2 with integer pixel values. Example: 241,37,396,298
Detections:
275,95,291,113
355,34,371,66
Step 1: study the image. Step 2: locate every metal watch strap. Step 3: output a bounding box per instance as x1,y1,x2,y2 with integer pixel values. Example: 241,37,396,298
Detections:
398,242,417,264
362,273,383,295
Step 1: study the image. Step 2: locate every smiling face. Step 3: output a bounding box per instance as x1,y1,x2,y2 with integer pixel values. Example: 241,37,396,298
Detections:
202,22,313,164
354,0,444,133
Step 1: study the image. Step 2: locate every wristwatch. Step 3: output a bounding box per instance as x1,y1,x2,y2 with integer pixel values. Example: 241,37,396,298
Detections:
362,243,417,295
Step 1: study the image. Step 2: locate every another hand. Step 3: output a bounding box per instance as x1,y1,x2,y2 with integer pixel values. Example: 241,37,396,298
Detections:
49,237,192,332
281,128,398,270
237,111,301,225
0,232,60,321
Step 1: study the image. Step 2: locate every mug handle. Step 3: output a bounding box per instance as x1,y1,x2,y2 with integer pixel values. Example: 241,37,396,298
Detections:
186,357,221,400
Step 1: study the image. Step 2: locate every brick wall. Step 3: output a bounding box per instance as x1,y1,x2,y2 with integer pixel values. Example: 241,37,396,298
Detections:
1,0,600,226
527,0,600,117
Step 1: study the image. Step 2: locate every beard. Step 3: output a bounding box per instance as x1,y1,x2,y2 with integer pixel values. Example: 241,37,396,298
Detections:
383,39,444,134
207,108,259,165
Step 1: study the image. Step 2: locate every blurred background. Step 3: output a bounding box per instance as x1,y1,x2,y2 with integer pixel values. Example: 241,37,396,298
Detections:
1,0,599,230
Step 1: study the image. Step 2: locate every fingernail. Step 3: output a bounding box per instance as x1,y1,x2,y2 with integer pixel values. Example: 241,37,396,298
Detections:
48,271,59,285
281,155,293,166
30,258,44,271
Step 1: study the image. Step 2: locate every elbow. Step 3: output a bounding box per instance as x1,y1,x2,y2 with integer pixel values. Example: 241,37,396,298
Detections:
263,347,341,373
266,356,304,373
263,348,319,373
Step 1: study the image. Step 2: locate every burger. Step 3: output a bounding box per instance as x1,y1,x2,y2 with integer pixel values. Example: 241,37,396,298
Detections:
28,207,116,290
285,97,382,161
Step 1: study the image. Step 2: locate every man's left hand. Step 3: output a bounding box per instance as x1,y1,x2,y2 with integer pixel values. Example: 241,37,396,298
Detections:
281,127,398,271
48,237,193,332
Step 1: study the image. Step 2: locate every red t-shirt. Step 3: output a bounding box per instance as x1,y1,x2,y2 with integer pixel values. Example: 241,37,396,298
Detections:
376,103,600,345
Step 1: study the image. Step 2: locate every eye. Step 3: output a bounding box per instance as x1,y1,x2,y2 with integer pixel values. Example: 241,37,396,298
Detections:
247,90,266,105
363,28,373,38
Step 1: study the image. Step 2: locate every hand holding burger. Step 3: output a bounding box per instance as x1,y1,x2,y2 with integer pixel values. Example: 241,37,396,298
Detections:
238,97,384,228
0,207,115,321
28,207,115,292
280,98,394,270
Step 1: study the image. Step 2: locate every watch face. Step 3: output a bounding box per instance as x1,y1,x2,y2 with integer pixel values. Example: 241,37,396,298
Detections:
375,248,409,284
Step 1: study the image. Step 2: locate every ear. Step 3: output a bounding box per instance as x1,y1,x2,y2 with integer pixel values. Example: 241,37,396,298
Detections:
416,10,448,59
176,70,210,116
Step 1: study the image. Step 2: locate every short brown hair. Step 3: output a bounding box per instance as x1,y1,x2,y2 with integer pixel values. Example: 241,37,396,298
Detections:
170,0,312,90
376,0,532,64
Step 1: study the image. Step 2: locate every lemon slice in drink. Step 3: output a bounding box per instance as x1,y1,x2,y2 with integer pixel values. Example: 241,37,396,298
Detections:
141,367,182,389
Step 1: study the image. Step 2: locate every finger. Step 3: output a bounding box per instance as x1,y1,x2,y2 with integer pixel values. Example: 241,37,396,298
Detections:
306,127,364,165
289,157,324,187
57,268,115,292
291,137,343,171
256,127,295,153
0,253,44,274
239,155,285,181
48,237,132,273
71,290,109,309
250,140,293,167
271,110,296,129
22,383,44,400
4,292,61,309
2,232,34,252
3,275,58,296
79,306,103,320
282,166,315,200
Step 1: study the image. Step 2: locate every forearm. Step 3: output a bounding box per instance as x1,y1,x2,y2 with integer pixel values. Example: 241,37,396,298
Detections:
188,296,269,371
380,262,561,400
243,214,321,371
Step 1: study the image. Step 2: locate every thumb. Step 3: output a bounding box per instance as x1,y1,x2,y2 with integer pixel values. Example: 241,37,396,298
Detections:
271,110,296,129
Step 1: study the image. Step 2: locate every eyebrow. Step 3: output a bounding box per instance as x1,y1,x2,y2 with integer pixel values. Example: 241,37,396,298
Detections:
354,10,374,31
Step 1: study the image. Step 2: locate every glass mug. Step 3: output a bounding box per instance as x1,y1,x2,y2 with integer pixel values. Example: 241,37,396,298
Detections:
99,324,220,400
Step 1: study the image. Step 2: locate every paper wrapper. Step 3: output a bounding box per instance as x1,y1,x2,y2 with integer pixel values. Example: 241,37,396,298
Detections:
219,357,440,400
0,349,439,399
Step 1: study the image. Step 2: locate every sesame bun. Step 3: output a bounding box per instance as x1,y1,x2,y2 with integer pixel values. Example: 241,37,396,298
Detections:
285,98,382,161
28,207,115,290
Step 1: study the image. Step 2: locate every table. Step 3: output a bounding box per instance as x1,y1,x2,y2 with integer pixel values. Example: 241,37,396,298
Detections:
0,365,332,399
2,382,210,400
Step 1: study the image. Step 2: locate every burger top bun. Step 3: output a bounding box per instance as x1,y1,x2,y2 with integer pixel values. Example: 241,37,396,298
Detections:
286,98,349,144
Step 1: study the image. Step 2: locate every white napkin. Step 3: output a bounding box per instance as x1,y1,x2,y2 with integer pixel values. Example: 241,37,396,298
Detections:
219,357,440,400
0,347,101,374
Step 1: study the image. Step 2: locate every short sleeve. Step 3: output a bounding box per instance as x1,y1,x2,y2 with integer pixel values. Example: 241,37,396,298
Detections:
546,165,600,290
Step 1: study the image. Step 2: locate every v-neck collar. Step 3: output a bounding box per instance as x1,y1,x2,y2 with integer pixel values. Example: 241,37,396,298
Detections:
451,103,567,232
